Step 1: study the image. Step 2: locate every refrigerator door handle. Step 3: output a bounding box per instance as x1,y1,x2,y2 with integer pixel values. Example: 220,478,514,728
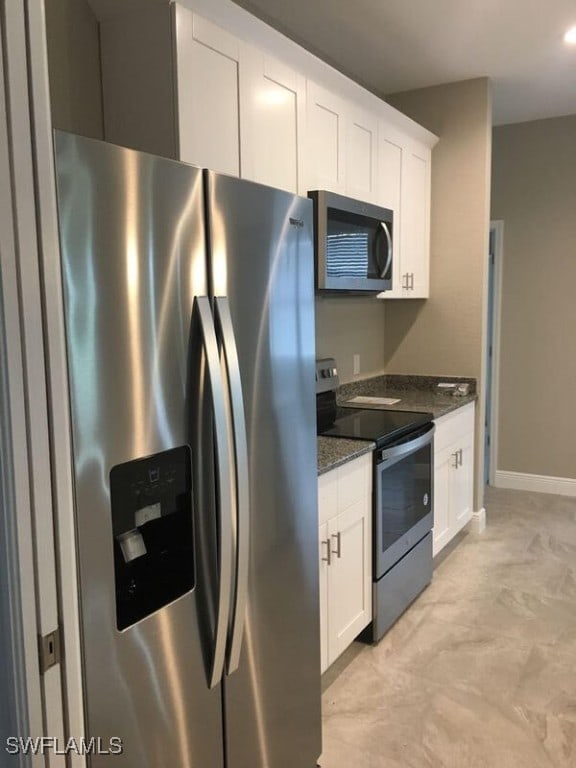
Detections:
214,297,250,675
193,296,234,689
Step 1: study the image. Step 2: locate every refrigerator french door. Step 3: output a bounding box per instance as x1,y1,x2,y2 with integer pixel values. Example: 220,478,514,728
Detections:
53,131,321,768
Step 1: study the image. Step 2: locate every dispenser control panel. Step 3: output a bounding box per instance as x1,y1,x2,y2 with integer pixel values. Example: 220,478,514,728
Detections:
110,446,194,630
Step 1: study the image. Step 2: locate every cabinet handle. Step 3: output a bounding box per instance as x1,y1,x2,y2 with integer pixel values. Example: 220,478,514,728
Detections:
458,448,463,467
410,273,415,290
452,451,459,469
402,273,408,290
331,531,342,558
321,539,332,565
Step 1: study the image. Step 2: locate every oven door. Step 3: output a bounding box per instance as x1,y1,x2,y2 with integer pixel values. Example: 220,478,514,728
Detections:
374,424,434,578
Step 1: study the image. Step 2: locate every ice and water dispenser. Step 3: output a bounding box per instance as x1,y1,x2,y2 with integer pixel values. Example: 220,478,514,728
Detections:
110,446,195,630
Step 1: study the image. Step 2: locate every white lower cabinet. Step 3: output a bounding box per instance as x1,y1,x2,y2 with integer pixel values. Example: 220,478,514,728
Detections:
433,403,475,556
318,454,372,673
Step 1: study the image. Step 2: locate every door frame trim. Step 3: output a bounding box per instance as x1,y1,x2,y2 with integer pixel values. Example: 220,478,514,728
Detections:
487,220,504,485
25,0,87,757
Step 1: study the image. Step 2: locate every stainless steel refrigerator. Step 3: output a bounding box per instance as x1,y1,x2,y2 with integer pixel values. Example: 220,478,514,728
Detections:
53,131,321,768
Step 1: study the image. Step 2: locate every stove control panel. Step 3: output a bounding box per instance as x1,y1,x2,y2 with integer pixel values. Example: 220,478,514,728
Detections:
316,357,339,394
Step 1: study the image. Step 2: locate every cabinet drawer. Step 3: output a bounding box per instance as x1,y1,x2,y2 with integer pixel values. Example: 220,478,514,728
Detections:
338,454,371,511
318,453,371,525
434,402,475,452
318,470,338,523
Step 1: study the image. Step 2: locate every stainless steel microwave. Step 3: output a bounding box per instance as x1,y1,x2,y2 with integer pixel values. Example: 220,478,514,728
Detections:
308,190,393,293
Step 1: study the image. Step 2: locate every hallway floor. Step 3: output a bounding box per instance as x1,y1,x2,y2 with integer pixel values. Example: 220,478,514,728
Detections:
320,487,576,768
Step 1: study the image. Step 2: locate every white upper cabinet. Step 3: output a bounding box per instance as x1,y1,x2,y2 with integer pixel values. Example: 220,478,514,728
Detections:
174,8,242,176
346,105,378,203
100,4,244,171
102,6,305,191
100,2,437,298
376,125,403,213
241,49,306,194
306,81,347,194
377,127,432,299
306,83,379,202
398,142,431,298
376,124,403,294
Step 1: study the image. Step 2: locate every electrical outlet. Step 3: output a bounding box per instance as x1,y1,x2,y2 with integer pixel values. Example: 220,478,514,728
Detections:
353,354,360,375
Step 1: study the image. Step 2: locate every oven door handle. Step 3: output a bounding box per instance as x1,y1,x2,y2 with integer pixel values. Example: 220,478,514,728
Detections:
378,425,435,462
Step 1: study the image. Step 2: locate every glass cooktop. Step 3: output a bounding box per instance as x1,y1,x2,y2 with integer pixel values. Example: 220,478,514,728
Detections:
319,407,433,447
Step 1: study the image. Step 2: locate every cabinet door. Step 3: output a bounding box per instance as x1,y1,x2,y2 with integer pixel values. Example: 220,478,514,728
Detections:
377,125,403,296
452,432,474,532
433,445,455,557
306,81,347,193
241,49,305,193
433,404,475,556
174,8,242,175
400,144,431,298
318,522,330,674
327,499,371,663
346,105,378,203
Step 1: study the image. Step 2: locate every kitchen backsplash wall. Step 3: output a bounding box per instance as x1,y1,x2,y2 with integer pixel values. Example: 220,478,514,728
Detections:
315,297,386,383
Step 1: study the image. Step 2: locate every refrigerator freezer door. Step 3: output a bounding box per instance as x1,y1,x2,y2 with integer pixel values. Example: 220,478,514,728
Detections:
54,132,224,768
206,172,322,768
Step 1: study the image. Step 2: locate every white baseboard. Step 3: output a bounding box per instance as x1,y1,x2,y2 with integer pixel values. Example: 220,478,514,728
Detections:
469,507,486,534
494,471,576,497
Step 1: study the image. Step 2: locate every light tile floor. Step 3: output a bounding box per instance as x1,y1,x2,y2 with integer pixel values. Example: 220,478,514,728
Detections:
320,487,576,768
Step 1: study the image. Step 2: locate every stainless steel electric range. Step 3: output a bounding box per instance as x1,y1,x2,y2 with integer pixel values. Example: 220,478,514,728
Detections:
316,359,434,642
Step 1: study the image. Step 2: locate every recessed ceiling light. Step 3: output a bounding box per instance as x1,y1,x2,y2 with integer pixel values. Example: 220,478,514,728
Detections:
564,26,576,44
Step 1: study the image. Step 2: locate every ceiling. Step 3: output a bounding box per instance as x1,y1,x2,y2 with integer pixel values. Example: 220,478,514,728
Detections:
85,0,576,125
229,0,576,125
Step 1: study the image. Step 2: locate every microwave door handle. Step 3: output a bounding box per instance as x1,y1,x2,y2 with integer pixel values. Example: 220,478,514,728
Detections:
193,296,234,690
378,221,393,279
214,297,250,676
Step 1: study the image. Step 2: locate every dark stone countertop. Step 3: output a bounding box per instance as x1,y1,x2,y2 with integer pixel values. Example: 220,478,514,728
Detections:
337,373,478,419
317,436,374,476
316,373,478,475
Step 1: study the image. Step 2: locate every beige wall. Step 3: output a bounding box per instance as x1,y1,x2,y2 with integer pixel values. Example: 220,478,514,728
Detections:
385,78,492,509
45,0,104,139
492,115,576,479
315,298,386,383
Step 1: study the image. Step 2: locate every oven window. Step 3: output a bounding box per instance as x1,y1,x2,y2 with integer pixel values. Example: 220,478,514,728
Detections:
376,442,432,554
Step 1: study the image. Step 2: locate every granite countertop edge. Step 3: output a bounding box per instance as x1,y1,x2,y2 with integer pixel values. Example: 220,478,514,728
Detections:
317,436,375,476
